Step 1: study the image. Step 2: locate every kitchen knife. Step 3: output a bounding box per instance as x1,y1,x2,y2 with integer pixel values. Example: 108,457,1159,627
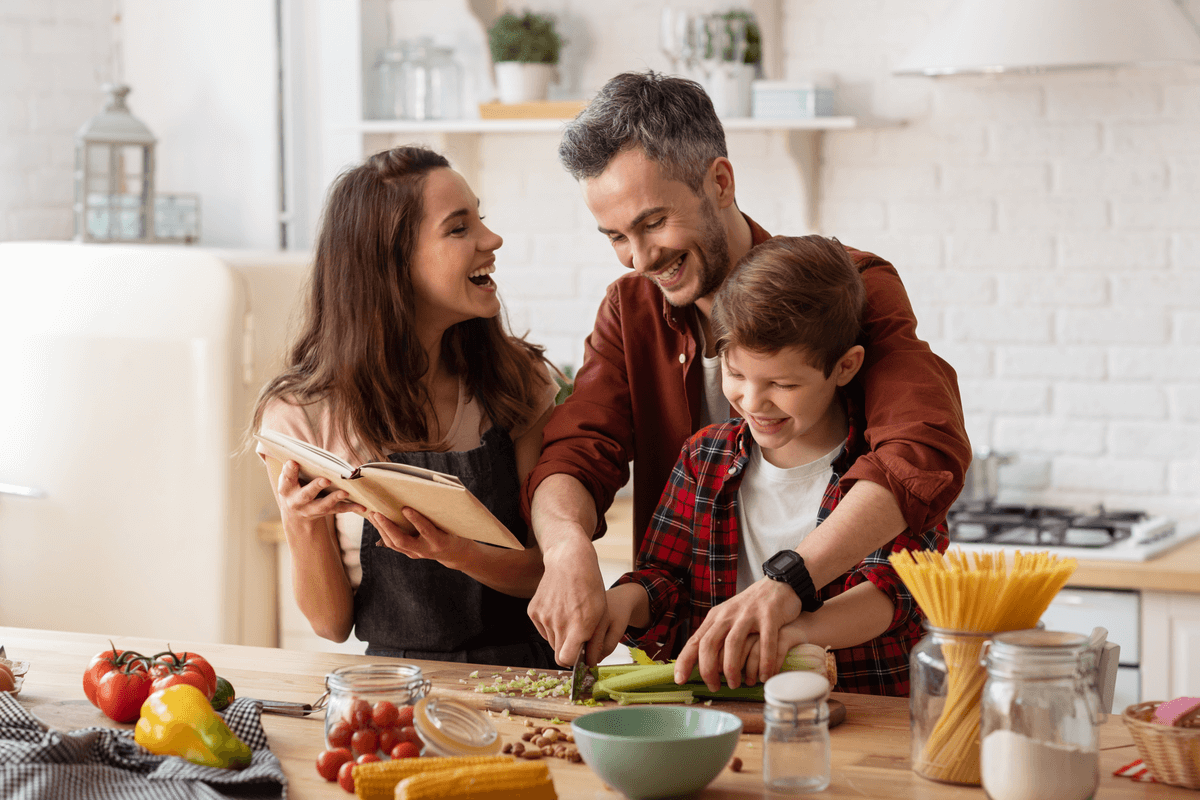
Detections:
569,645,597,702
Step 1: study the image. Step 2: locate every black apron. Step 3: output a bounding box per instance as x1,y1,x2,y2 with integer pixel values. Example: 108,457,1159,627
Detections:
353,424,555,669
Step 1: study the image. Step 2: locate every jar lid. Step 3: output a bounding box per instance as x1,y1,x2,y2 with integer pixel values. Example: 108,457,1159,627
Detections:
413,696,501,757
991,629,1087,653
324,663,429,702
985,629,1092,675
764,671,829,705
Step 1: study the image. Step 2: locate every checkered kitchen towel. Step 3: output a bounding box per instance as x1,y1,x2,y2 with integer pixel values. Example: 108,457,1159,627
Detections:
0,691,286,800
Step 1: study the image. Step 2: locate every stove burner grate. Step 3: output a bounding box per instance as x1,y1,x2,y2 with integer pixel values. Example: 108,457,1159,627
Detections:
946,504,1147,549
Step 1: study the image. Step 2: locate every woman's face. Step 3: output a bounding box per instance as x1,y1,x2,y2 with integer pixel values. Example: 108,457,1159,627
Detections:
409,168,503,334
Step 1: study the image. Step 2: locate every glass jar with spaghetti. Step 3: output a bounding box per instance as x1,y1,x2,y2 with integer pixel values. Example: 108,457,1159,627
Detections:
909,625,998,785
979,630,1103,800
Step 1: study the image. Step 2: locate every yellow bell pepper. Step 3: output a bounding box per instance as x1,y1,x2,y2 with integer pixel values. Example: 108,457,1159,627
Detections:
134,683,252,770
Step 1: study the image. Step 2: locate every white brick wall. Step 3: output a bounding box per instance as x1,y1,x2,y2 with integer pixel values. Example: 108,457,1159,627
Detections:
4,0,1199,515
0,0,112,240
781,0,1200,514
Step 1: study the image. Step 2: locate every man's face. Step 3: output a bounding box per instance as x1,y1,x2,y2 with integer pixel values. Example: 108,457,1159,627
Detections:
581,148,730,308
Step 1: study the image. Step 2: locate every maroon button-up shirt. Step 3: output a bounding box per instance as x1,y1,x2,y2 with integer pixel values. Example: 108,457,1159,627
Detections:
521,215,971,556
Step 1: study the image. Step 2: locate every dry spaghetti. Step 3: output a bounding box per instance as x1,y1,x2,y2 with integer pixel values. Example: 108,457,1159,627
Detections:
890,549,1077,785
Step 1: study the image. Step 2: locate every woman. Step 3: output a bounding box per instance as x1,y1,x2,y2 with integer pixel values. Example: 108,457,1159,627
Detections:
251,146,557,667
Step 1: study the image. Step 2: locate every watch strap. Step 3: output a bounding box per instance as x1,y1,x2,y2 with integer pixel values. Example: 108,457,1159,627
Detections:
764,551,824,612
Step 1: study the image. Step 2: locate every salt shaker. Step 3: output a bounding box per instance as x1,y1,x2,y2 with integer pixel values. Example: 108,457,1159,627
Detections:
763,671,831,793
980,629,1106,800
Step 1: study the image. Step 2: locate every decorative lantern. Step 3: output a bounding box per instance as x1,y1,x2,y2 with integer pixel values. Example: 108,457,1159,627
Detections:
74,84,156,243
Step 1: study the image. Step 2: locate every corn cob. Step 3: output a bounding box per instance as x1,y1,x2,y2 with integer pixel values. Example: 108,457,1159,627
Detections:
395,759,556,800
352,755,512,800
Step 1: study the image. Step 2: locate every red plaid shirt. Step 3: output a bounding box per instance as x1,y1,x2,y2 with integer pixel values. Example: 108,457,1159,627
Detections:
614,398,948,697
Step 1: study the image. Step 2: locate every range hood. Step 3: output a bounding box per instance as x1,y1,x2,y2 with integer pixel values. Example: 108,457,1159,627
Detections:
894,0,1200,76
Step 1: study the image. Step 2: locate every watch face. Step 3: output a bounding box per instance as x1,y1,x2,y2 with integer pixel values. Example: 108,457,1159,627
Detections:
765,549,802,574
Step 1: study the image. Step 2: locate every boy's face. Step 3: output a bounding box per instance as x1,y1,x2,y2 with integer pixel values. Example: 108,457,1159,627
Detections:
722,344,862,469
580,148,730,309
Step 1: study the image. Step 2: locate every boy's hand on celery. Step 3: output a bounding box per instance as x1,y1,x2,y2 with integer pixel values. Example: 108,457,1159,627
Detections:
674,577,802,691
743,621,809,687
597,584,649,663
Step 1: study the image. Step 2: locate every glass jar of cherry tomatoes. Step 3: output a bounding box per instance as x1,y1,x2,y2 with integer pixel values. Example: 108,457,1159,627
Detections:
323,664,431,759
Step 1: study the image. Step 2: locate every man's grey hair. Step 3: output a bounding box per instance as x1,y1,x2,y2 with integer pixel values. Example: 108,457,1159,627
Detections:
558,71,728,193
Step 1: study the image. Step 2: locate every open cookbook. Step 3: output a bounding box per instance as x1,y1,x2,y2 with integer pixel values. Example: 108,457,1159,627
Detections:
254,429,523,550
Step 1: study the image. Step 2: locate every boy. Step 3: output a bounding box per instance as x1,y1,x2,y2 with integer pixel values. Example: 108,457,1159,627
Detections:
602,236,947,696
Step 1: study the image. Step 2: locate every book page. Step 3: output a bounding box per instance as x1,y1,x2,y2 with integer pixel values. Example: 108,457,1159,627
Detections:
255,428,355,477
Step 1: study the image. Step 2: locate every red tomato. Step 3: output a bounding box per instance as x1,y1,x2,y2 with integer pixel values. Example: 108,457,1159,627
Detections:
315,748,353,782
390,741,420,760
0,665,15,693
398,725,421,746
395,705,415,728
377,726,400,755
372,700,399,728
151,668,213,699
327,719,353,749
83,646,147,708
337,759,356,793
356,753,381,764
95,666,153,723
346,697,372,729
150,650,216,699
350,728,378,757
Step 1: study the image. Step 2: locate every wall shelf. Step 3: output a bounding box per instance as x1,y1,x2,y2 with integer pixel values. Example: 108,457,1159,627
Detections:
355,116,857,135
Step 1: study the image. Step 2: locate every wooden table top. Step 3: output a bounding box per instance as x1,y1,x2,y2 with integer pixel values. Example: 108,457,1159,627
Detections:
2,625,1194,799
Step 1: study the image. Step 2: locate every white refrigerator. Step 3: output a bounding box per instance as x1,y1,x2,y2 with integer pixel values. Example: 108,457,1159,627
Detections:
0,242,310,647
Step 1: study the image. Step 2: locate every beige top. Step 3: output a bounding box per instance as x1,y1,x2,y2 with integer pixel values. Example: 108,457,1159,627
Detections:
258,368,557,587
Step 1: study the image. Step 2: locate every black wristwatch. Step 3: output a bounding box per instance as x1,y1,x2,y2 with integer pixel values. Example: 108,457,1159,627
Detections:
762,550,824,612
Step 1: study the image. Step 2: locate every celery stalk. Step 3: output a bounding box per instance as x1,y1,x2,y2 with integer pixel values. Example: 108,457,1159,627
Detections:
610,689,695,705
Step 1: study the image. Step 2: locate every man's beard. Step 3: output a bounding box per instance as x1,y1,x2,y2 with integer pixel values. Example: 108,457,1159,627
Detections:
660,197,730,308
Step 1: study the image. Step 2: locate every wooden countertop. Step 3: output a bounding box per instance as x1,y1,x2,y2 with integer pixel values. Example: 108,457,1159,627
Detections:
2,625,1192,799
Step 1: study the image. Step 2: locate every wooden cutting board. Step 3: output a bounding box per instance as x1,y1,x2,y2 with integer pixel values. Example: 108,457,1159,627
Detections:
420,662,845,735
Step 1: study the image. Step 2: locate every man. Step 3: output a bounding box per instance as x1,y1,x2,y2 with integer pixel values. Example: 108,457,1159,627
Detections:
521,71,971,689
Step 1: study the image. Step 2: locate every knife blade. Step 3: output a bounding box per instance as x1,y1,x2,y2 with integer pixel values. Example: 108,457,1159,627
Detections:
568,645,597,702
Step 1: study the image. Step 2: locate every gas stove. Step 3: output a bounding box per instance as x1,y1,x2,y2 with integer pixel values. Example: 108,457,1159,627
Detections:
945,503,1200,562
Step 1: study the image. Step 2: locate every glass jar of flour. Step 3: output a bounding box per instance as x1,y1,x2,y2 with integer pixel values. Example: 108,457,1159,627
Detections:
980,629,1104,800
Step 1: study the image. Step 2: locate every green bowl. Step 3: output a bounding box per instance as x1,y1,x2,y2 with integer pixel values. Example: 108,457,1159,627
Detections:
570,706,742,799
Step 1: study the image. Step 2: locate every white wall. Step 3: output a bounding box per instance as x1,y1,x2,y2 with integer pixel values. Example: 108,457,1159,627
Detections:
779,0,1200,519
0,0,280,248
0,0,112,239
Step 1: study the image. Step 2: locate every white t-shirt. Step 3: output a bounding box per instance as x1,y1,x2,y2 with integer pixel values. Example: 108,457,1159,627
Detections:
735,441,845,593
695,317,730,428
699,350,729,428
258,368,556,588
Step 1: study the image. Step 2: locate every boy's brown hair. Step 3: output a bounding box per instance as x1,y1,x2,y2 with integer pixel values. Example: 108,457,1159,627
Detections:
712,235,865,376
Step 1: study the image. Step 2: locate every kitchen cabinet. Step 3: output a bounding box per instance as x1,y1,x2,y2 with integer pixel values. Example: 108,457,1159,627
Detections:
287,0,857,249
1142,590,1200,700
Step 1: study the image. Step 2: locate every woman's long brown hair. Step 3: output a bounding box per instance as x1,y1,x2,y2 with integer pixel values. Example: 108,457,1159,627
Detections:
251,146,550,458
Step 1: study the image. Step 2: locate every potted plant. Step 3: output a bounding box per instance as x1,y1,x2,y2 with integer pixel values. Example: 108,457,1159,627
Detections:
704,9,762,117
488,9,563,103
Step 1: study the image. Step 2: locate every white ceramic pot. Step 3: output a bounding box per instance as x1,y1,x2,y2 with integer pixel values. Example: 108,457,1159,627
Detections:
493,62,556,103
702,63,755,118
